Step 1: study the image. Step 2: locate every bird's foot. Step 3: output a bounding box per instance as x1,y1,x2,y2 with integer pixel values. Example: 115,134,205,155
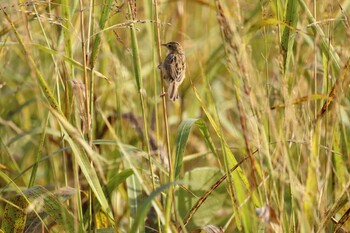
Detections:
160,91,167,97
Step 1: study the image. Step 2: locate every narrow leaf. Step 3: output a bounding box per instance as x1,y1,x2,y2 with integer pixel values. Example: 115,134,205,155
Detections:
281,0,299,72
175,118,217,179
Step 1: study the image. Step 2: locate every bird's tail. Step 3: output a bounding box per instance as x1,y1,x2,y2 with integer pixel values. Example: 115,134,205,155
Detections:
168,82,179,102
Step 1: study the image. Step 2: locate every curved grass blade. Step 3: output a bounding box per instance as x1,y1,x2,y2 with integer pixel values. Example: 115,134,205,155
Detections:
125,166,143,232
129,182,177,233
49,108,114,224
1,186,78,233
175,118,217,179
28,112,49,188
106,169,134,195
1,194,27,233
23,186,78,233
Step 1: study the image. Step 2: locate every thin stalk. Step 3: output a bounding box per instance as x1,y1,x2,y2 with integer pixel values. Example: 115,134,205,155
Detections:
87,2,94,231
153,0,174,231
313,0,317,120
28,111,49,187
89,0,113,143
144,0,163,231
88,0,95,147
126,3,157,231
73,149,84,231
60,2,74,218
79,2,94,231
61,0,73,76
79,0,91,144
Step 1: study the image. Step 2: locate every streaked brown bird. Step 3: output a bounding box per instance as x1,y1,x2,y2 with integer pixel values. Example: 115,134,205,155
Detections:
158,41,186,101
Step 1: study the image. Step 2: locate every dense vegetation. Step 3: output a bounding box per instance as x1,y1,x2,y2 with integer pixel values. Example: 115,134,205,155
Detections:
1,0,350,232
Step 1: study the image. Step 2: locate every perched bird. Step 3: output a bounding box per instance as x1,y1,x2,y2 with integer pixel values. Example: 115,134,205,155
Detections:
158,41,186,101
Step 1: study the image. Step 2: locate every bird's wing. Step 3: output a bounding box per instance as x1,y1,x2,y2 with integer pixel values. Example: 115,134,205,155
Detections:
164,54,185,83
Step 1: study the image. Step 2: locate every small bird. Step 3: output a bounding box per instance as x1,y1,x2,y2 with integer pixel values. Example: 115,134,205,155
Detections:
158,41,186,101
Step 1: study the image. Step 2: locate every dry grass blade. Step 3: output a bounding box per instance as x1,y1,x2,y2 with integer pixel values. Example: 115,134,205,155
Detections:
317,179,350,232
334,207,350,233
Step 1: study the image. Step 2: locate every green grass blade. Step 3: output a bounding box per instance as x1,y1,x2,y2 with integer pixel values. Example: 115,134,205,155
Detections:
129,183,174,233
281,0,299,72
125,167,143,232
28,112,49,188
128,13,142,90
61,0,73,74
304,126,320,229
334,125,350,187
69,137,113,221
90,0,114,67
106,169,134,195
175,118,217,179
174,119,197,179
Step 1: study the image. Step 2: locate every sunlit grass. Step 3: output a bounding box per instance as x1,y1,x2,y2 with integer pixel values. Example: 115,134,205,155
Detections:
1,0,350,232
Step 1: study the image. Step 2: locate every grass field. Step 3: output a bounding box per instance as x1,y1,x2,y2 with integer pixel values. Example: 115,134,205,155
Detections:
1,0,350,232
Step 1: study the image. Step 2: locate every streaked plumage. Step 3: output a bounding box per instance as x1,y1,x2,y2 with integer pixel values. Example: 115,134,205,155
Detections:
159,41,186,101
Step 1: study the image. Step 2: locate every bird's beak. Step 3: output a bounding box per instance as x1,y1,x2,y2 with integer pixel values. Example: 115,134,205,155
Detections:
161,43,167,47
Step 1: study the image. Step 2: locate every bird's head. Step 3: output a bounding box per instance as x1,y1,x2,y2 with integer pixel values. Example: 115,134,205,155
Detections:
161,41,183,53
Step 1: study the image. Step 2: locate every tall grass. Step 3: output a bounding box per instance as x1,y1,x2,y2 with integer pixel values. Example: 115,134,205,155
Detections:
1,0,350,232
